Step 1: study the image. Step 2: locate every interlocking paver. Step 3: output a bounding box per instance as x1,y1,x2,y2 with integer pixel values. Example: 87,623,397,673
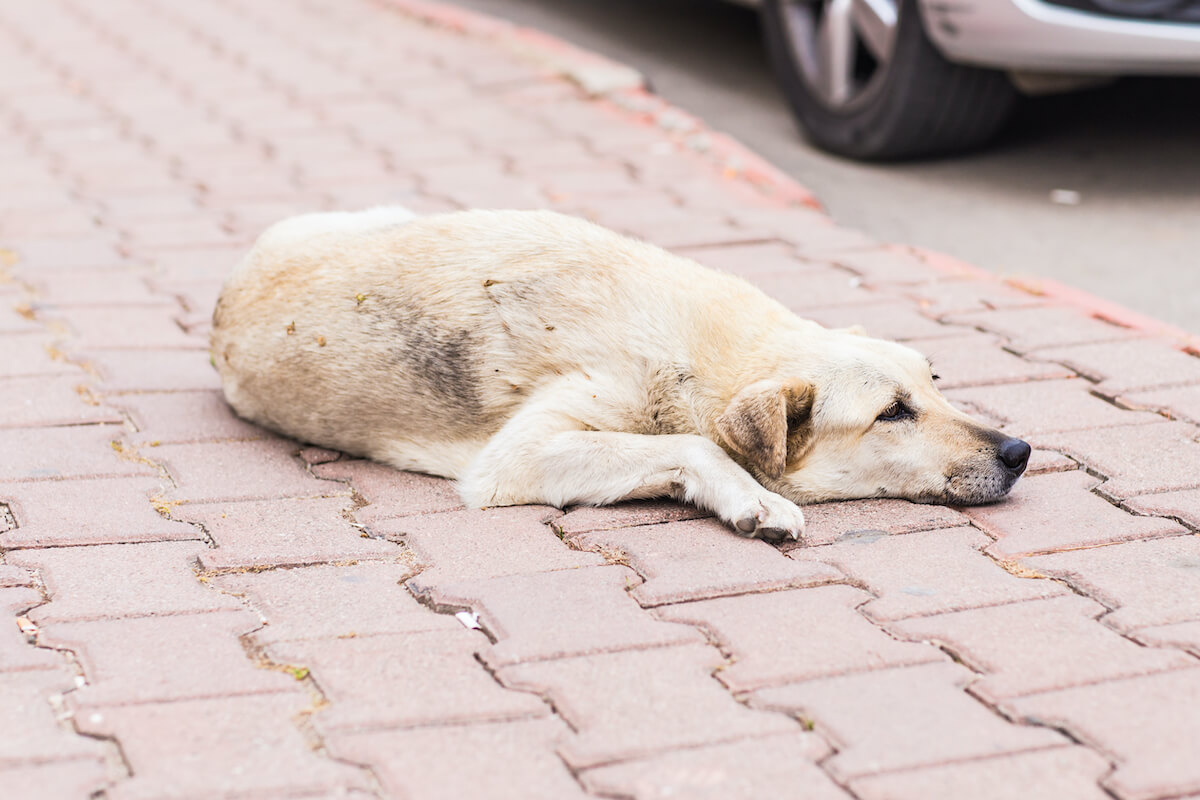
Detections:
1,586,62,673
213,562,458,644
553,500,710,536
0,476,197,548
377,506,593,588
0,375,124,428
1120,384,1200,426
0,426,153,482
832,247,944,285
157,438,342,504
1023,536,1200,632
752,662,1066,782
581,733,848,800
899,277,1043,317
115,390,262,444
963,470,1185,558
790,527,1069,621
268,629,548,732
743,266,880,311
328,718,589,800
81,348,222,393
41,610,297,707
178,496,396,570
74,694,368,800
0,668,108,765
49,306,203,350
946,378,1163,436
1032,339,1200,395
848,746,1112,800
0,333,78,378
889,595,1192,702
1134,621,1200,658
902,332,1073,389
802,301,964,341
567,518,842,606
791,498,965,547
27,269,168,307
0,760,110,800
945,306,1142,353
1032,421,1200,499
500,643,799,769
427,565,704,667
9,541,242,624
1008,669,1200,800
312,458,464,522
657,585,945,692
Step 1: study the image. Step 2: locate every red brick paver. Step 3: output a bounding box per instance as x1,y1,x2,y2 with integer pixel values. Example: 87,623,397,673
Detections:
2,0,1197,797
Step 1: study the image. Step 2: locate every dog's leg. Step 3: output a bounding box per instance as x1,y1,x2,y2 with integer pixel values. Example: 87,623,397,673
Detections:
458,402,806,541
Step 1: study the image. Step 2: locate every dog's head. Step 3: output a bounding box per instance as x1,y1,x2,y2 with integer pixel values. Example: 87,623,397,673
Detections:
716,330,1029,505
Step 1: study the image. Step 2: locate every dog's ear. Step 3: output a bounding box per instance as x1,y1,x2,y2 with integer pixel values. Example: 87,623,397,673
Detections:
716,379,815,479
835,324,868,336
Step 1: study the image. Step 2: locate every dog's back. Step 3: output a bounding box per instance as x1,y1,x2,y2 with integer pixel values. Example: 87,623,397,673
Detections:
211,208,791,476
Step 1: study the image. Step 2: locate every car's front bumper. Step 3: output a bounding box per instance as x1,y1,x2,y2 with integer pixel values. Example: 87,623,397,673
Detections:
918,0,1200,74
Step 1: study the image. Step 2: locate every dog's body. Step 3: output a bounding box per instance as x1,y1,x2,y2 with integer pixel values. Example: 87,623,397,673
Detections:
211,208,1029,540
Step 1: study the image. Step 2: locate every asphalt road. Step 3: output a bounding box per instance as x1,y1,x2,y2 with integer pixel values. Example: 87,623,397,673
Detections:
451,0,1200,335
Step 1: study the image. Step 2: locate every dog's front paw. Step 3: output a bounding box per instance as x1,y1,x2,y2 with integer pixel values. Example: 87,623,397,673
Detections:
731,493,806,542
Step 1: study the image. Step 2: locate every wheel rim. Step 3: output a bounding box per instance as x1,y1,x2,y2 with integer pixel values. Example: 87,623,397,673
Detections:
778,0,899,112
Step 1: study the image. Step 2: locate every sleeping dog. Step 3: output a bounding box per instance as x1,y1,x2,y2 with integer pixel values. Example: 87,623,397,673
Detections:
210,208,1029,540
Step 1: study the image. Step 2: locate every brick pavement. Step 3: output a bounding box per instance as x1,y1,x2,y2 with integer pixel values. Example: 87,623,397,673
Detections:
1,0,1198,797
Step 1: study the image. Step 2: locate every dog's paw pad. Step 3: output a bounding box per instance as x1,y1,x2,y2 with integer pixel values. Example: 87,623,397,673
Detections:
735,517,758,535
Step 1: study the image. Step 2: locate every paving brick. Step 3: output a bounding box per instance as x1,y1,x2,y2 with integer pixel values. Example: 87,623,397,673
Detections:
729,208,877,258
1,586,64,673
566,518,841,606
791,499,965,548
0,668,107,765
849,746,1112,800
143,243,251,283
429,565,703,667
748,266,880,310
671,241,822,280
658,585,944,692
0,760,110,800
789,527,1069,621
831,247,945,285
213,561,457,644
1026,449,1080,475
1023,536,1200,632
1008,669,1200,800
901,332,1073,389
500,643,798,769
178,496,397,570
0,476,197,548
553,500,711,536
582,733,848,800
122,216,237,251
946,378,1162,436
1032,339,1200,395
0,425,153,481
1133,620,1200,658
0,333,78,378
82,347,222,393
1031,421,1200,499
752,662,1065,781
28,269,167,307
10,541,241,623
312,458,464,522
900,277,1044,317
963,470,1185,558
268,629,548,732
53,306,202,350
378,506,596,586
945,306,1141,353
114,389,262,444
1121,384,1200,426
7,235,125,271
0,375,124,428
890,595,1192,702
75,694,368,800
41,610,297,707
329,718,589,800
158,438,342,504
802,301,964,341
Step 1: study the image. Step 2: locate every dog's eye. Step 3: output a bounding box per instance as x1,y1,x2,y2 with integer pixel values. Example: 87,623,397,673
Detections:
876,401,913,422
931,373,941,382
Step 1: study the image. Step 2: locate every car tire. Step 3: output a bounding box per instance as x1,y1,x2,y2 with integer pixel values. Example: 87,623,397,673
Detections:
760,0,1019,160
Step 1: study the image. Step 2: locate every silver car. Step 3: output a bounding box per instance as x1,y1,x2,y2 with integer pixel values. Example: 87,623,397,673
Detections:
752,0,1200,158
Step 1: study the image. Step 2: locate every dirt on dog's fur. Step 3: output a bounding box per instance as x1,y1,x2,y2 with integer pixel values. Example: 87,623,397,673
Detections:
211,208,1028,541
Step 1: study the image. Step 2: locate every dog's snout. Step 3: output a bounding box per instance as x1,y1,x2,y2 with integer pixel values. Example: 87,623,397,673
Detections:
997,437,1031,475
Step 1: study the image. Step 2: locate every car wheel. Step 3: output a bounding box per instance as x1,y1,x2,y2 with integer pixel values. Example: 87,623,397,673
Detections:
760,0,1018,160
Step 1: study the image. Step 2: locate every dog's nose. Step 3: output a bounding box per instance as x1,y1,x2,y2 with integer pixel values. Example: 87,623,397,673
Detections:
998,437,1031,475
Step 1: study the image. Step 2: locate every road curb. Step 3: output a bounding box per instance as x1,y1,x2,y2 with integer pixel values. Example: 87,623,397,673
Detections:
378,0,1198,352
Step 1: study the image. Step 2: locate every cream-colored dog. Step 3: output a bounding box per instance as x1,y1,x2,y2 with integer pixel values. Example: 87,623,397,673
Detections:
211,208,1030,541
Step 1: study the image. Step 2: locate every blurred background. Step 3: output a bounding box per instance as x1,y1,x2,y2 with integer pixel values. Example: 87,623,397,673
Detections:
453,0,1200,334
